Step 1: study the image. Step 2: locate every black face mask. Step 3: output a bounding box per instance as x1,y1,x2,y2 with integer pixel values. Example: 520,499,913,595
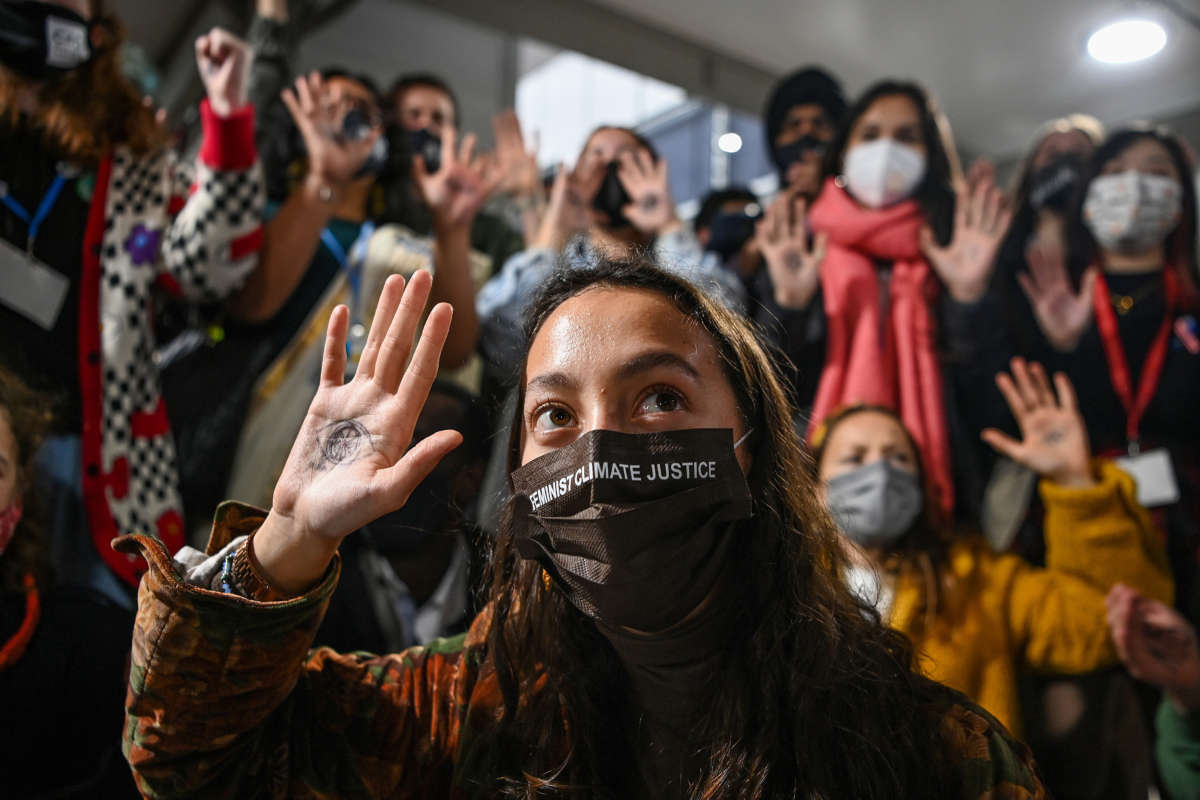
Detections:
405,127,442,175
771,134,826,177
338,107,388,178
1028,153,1085,212
508,428,754,633
705,209,760,260
0,2,95,81
592,161,632,229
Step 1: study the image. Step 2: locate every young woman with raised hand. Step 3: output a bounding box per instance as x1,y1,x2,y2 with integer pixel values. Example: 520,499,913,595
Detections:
122,260,1045,799
812,358,1173,738
1015,127,1200,622
760,80,1010,519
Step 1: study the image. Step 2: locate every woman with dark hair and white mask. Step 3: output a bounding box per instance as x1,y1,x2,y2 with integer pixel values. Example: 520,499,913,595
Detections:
811,357,1173,739
122,260,1047,799
939,116,1105,538
762,79,1010,518
1012,126,1200,624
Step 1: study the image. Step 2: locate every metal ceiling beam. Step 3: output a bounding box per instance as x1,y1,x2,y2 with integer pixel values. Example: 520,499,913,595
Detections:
398,0,779,115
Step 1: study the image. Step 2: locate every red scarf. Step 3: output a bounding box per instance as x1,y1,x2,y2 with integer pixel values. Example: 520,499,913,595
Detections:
807,178,953,516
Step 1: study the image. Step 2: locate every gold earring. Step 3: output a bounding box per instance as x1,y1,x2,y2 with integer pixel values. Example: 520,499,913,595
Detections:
541,569,552,591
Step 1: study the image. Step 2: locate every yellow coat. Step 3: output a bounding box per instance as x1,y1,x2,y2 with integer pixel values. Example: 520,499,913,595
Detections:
887,460,1174,736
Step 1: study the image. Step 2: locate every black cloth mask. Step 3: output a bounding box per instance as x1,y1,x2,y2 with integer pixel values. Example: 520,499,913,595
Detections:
592,161,632,229
1028,153,1084,212
405,127,441,174
0,2,95,81
338,108,388,178
508,427,754,633
771,134,826,177
705,210,759,260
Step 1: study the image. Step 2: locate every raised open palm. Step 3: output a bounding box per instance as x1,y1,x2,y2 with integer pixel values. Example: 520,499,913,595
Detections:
280,72,381,185
617,148,678,235
259,271,462,593
981,357,1093,488
920,170,1011,303
757,193,827,310
1018,241,1098,352
414,127,501,230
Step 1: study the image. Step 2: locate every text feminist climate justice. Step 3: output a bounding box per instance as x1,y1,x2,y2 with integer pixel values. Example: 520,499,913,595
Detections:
528,460,719,511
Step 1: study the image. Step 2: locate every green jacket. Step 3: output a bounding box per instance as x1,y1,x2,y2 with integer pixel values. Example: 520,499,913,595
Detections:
1158,700,1200,800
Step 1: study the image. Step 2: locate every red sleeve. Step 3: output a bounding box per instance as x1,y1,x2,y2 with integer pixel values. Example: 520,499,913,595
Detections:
198,99,257,171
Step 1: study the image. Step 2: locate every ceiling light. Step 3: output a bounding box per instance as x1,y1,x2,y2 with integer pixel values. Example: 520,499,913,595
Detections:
1087,18,1167,64
717,132,743,153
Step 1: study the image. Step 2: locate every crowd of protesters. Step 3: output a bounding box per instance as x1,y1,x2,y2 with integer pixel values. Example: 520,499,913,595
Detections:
2,0,1200,797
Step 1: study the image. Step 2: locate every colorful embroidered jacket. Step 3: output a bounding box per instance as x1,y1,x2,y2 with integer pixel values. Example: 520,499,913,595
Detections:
120,504,1048,799
82,101,263,587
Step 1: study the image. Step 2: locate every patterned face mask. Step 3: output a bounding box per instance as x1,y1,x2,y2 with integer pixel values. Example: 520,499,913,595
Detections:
508,427,753,633
1084,170,1182,254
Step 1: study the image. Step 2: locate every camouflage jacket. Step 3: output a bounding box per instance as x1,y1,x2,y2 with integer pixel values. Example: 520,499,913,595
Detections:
120,503,1049,799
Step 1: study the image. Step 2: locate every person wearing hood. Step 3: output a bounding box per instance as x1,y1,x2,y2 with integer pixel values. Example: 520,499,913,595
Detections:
763,66,847,201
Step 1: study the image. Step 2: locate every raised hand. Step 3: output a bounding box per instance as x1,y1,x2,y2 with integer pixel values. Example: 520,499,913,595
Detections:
756,193,827,310
920,167,1011,303
195,28,252,118
253,271,462,595
1107,583,1200,711
414,127,501,232
529,164,595,252
982,357,1093,488
280,72,382,188
618,148,680,236
491,110,543,201
1018,240,1098,353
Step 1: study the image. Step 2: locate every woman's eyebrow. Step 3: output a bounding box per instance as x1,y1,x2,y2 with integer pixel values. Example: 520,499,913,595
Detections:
525,372,577,393
615,351,701,382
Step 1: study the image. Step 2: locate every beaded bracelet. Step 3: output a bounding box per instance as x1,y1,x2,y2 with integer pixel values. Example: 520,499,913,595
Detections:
219,550,237,594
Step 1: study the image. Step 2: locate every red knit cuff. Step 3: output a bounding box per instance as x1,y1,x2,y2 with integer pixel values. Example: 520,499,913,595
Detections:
199,99,257,171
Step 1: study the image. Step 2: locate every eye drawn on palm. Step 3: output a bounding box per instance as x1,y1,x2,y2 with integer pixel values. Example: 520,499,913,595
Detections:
281,72,380,185
617,149,676,234
271,270,462,543
920,166,1012,303
1018,241,1098,353
982,357,1092,487
756,193,827,309
414,128,500,230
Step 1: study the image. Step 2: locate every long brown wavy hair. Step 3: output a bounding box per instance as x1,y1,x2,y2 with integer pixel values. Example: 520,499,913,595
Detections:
458,256,955,798
0,366,52,594
0,0,165,164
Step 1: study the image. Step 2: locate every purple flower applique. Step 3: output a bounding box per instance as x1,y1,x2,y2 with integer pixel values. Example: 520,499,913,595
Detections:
124,224,162,266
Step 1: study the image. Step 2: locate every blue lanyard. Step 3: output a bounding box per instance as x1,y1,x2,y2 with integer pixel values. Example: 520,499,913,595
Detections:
320,222,375,363
0,173,68,254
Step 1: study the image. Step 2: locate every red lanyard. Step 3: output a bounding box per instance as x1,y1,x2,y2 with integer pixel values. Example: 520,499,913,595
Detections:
1092,267,1177,453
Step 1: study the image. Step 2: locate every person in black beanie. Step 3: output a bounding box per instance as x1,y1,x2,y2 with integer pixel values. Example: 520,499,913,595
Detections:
763,66,847,201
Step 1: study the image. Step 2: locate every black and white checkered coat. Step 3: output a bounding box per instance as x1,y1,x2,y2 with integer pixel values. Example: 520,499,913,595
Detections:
80,101,264,587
